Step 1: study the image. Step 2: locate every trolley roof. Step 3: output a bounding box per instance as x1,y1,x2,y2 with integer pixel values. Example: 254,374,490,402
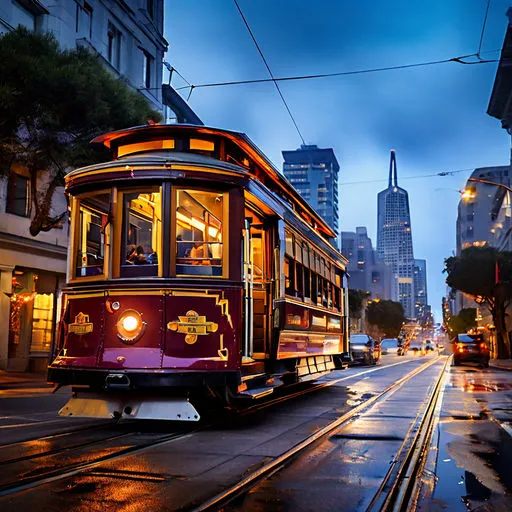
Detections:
90,124,337,240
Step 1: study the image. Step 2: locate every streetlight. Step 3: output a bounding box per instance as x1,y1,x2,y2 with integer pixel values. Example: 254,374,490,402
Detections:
467,177,512,194
465,177,512,250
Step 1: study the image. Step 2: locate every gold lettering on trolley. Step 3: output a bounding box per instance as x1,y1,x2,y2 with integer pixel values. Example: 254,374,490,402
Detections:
167,310,218,345
68,312,94,335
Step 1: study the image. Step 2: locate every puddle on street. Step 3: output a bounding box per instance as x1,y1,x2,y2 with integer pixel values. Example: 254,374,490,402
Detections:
462,381,512,393
428,421,512,510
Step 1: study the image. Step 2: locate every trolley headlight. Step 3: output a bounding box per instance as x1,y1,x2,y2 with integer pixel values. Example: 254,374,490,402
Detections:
116,309,146,344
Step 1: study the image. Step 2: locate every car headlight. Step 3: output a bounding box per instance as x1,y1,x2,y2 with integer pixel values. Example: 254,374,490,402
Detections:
116,309,147,344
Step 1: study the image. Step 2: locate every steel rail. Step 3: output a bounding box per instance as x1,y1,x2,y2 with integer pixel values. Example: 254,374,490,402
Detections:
240,357,418,415
0,429,134,466
0,427,197,497
367,356,451,511
0,358,436,500
192,356,444,512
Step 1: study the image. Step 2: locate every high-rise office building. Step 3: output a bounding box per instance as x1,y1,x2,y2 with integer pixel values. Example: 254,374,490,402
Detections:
341,227,392,300
282,145,339,242
377,151,416,319
456,166,511,255
413,259,428,319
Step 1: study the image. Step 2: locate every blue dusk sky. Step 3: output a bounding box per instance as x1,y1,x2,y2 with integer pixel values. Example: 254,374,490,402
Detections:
164,0,511,321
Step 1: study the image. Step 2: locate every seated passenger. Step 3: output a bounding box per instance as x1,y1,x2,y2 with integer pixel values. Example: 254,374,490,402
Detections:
189,242,211,263
126,245,137,264
133,245,147,265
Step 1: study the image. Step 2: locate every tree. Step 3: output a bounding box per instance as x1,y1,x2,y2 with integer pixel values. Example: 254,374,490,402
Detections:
366,299,405,338
444,246,512,359
348,289,370,319
446,308,477,338
0,28,161,235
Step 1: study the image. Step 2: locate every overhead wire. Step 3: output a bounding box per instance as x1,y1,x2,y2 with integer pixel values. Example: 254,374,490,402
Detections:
232,0,306,145
339,168,475,186
477,0,492,58
175,52,499,92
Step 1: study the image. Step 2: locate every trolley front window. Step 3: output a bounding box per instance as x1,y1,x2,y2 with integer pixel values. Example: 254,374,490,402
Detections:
176,189,224,277
121,189,162,277
75,193,110,278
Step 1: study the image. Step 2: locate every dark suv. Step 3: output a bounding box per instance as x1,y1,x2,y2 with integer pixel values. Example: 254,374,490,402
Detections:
349,333,380,365
452,333,490,367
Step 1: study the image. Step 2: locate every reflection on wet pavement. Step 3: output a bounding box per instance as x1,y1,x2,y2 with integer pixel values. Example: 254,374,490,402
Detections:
422,366,512,511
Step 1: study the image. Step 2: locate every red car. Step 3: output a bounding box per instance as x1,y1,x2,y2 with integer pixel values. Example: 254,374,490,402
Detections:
452,334,490,367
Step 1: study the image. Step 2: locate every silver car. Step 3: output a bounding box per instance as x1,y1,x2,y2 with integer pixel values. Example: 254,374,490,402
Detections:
349,333,379,365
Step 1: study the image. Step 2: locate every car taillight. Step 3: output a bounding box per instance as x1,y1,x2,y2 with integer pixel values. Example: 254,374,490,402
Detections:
479,343,487,351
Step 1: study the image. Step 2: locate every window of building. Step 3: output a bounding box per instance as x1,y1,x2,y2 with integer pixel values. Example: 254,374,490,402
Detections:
76,2,93,39
30,293,54,353
142,49,152,89
176,189,224,277
6,172,30,217
107,22,122,69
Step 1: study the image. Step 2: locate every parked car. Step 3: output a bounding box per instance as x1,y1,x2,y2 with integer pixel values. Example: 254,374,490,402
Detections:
409,339,427,356
424,339,435,352
349,334,380,365
452,333,490,367
380,338,400,355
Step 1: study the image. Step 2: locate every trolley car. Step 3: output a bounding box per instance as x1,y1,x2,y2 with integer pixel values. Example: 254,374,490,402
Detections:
48,124,349,421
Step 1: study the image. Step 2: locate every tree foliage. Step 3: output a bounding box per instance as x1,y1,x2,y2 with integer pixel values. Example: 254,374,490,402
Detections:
0,27,161,235
444,246,512,359
366,300,405,338
446,308,477,338
348,289,370,318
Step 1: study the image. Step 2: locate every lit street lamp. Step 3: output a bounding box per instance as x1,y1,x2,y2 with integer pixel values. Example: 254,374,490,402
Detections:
465,177,512,250
467,177,512,194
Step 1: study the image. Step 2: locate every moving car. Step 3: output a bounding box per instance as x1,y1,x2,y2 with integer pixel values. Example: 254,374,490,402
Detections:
424,339,435,352
409,340,427,356
452,333,490,367
349,334,380,365
380,338,400,355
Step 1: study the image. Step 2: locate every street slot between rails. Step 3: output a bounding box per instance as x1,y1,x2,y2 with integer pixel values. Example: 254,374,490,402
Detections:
192,356,446,512
0,358,431,500
0,427,198,497
368,357,451,511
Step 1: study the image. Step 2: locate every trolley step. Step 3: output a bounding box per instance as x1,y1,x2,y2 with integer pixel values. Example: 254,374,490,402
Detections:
239,386,275,399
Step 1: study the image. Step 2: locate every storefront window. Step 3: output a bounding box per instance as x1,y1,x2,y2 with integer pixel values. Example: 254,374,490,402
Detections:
30,293,54,352
121,190,161,277
75,193,110,277
176,189,224,276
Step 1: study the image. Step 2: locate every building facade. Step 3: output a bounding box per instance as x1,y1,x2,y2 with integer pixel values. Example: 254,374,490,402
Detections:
413,258,428,320
0,0,189,371
340,227,392,300
456,166,511,257
282,144,340,243
376,150,416,319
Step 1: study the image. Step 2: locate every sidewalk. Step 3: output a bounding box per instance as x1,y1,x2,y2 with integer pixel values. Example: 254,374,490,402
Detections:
489,358,512,370
0,370,52,390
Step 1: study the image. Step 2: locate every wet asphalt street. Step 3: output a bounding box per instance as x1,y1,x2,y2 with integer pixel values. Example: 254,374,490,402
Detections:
0,354,511,511
419,362,512,511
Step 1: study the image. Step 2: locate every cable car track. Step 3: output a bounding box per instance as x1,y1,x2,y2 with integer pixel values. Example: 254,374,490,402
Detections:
192,356,449,511
0,357,439,501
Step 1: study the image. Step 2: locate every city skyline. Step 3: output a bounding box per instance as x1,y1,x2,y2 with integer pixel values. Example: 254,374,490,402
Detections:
165,1,512,321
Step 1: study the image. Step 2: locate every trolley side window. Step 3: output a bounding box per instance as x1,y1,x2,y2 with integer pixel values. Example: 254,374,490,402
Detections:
176,189,224,277
121,190,162,277
75,193,110,278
